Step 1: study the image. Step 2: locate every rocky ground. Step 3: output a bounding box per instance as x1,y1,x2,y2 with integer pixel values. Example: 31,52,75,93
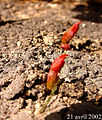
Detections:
0,0,102,120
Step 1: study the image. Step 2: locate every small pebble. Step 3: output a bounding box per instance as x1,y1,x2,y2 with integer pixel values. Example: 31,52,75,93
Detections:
91,22,95,25
82,23,86,28
27,111,32,115
48,3,58,8
63,97,68,101
35,103,41,109
44,20,47,24
17,41,21,47
43,36,53,45
34,109,40,116
65,77,71,82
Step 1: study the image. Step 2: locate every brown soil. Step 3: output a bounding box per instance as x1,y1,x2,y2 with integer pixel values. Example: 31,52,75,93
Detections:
0,0,102,120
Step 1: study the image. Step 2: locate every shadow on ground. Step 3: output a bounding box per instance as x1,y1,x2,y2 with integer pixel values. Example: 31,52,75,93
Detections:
72,2,102,23
64,101,102,120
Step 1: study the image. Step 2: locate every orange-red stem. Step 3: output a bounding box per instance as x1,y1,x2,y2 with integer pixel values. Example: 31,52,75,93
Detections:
47,54,68,91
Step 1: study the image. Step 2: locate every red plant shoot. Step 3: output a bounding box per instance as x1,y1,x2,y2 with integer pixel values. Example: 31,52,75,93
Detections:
62,21,81,44
47,54,68,91
41,21,81,113
60,43,71,50
61,21,81,50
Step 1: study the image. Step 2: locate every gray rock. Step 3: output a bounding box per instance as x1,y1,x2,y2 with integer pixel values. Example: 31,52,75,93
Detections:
0,75,25,99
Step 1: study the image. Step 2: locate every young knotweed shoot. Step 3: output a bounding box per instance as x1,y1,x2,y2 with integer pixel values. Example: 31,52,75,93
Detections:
40,22,81,113
40,54,68,113
61,21,81,50
47,54,68,91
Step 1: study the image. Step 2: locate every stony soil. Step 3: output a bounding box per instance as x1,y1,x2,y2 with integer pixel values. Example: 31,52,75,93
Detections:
0,0,102,120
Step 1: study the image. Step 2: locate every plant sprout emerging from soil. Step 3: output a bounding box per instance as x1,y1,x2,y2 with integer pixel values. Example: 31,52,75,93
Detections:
40,54,68,113
47,54,68,91
61,21,81,50
40,21,81,113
